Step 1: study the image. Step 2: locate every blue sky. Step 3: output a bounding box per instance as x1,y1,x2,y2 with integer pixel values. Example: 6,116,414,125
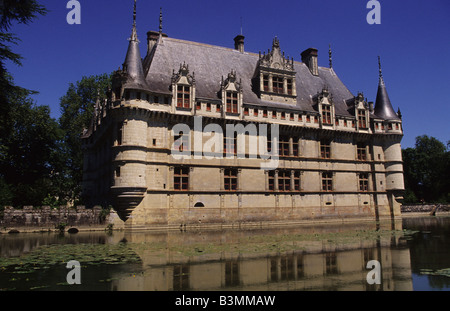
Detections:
5,0,450,148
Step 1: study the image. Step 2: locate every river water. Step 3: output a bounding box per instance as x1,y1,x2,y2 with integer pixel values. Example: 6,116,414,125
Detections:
0,216,449,291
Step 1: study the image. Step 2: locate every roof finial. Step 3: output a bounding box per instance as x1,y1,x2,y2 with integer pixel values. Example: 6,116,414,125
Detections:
129,0,138,42
378,55,383,79
159,7,163,34
329,43,333,69
133,0,137,27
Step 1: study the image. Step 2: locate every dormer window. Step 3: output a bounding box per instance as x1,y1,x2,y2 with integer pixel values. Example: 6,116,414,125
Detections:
322,105,332,125
221,70,242,115
257,37,296,104
226,91,238,113
171,62,195,110
263,75,269,92
350,92,369,130
272,76,284,94
316,87,334,127
177,85,190,108
287,78,293,95
357,109,368,129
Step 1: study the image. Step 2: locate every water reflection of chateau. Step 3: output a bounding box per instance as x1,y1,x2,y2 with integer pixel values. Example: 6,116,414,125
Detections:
110,224,413,291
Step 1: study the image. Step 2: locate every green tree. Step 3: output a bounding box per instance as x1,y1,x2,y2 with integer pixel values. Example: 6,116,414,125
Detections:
0,86,63,207
58,74,112,204
0,0,47,123
0,1,53,207
403,135,449,203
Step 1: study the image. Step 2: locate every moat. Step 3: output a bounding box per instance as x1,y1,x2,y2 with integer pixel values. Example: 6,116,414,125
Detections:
0,216,449,291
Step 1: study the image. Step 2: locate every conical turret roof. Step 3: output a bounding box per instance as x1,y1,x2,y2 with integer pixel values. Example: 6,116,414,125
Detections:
122,0,147,89
374,57,400,121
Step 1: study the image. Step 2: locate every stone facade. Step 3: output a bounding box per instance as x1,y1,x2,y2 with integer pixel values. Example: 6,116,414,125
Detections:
81,5,405,229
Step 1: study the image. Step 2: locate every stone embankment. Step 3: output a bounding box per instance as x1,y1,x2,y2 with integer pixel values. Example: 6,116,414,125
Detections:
1,204,448,233
401,204,449,214
0,206,123,233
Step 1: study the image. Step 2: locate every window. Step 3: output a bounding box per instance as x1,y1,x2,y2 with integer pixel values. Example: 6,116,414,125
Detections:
173,131,189,152
359,173,369,192
279,136,290,157
263,110,268,118
278,170,291,192
322,172,333,192
320,140,331,159
244,107,249,115
268,171,275,191
115,166,121,178
174,167,189,190
281,112,286,120
224,133,237,155
292,138,299,157
287,79,293,95
117,122,123,146
254,109,258,117
263,75,269,92
322,105,332,125
224,168,238,191
267,134,272,153
294,171,301,191
206,103,211,111
358,110,367,129
272,76,284,94
177,85,190,108
226,91,238,114
357,142,367,161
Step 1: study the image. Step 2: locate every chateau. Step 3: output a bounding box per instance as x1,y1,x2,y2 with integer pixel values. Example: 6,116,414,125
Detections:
81,3,405,228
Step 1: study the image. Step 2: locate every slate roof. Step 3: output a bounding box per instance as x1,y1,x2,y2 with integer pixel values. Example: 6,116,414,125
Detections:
122,25,148,91
138,36,359,117
374,77,400,121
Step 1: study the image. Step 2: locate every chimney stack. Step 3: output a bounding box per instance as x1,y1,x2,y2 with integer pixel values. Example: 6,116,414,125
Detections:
147,30,168,54
234,35,245,53
301,48,319,76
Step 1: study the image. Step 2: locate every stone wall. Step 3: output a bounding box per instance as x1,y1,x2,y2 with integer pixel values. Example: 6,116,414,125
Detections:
0,206,117,230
